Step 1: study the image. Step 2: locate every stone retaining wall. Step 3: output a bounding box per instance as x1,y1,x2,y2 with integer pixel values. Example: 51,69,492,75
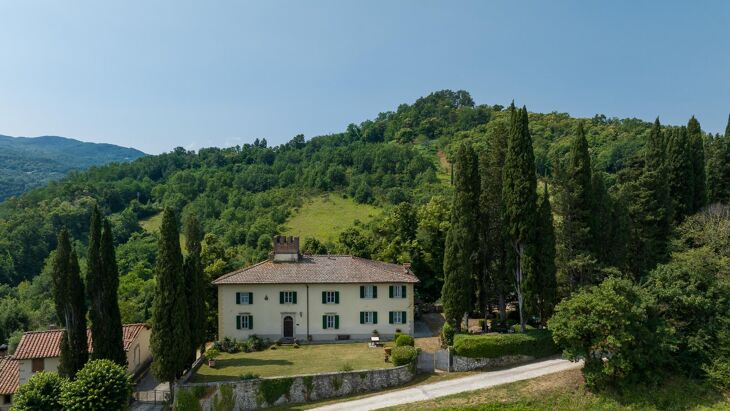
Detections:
451,354,534,372
175,364,415,410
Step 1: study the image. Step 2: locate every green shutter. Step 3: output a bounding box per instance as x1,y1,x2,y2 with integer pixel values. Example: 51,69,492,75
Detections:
402,285,407,298
236,292,240,304
335,292,339,304
236,315,241,329
360,286,364,298
322,291,327,304
323,315,327,329
373,286,377,298
373,312,378,324
402,311,407,324
249,292,253,304
249,315,254,329
389,286,394,298
360,312,364,324
335,315,340,329
280,292,284,304
389,312,394,324
293,291,297,304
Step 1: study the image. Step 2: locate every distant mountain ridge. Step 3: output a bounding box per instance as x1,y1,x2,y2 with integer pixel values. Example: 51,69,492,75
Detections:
0,134,145,201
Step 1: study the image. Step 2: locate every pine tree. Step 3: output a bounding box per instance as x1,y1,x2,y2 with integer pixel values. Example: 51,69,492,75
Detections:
557,121,596,289
627,118,672,277
687,116,706,212
532,183,557,326
502,105,538,332
666,127,694,223
151,208,190,386
184,214,206,362
52,228,88,378
96,219,127,365
442,142,480,329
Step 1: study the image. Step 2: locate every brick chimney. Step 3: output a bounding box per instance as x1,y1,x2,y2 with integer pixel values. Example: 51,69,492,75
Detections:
272,236,300,262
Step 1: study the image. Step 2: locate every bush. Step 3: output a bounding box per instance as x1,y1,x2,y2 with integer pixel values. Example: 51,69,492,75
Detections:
10,371,66,411
205,348,220,360
453,330,558,359
239,373,260,380
391,346,418,366
339,362,354,372
393,332,402,342
441,322,455,347
510,324,536,332
395,334,415,347
175,388,202,411
61,359,133,411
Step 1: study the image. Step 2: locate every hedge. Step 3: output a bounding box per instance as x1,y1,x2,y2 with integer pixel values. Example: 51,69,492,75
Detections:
395,334,415,347
453,330,558,359
391,346,418,366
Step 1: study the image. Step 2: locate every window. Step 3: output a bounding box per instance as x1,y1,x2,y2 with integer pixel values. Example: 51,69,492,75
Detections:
322,314,339,329
236,292,253,305
322,291,339,304
3,394,12,404
360,285,378,299
360,311,378,324
280,291,297,304
389,285,406,299
389,311,407,324
236,314,254,330
31,358,44,372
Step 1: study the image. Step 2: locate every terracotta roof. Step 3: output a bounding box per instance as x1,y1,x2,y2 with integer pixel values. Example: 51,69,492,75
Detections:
0,356,18,395
213,255,419,285
13,323,149,360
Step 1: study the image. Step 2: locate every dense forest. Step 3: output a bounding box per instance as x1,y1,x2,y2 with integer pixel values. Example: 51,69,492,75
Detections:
0,89,729,362
0,135,144,201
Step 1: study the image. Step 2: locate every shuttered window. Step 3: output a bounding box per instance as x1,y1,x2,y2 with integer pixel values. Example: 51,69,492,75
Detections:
236,315,253,330
236,292,253,304
389,285,406,299
322,314,339,329
360,285,377,299
322,291,339,304
280,291,297,304
389,311,407,324
359,311,378,324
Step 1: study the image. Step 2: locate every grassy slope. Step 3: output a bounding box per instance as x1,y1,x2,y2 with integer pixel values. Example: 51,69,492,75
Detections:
381,369,730,411
191,342,393,382
282,194,382,243
139,212,187,252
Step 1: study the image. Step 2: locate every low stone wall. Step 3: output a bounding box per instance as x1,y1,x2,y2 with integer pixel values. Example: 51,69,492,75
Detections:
175,364,415,410
451,354,534,372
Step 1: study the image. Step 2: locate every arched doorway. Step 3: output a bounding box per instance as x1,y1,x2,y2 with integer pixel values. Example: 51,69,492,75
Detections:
283,316,294,338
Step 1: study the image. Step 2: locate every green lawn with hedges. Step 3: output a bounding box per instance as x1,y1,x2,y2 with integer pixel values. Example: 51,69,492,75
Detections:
453,330,559,359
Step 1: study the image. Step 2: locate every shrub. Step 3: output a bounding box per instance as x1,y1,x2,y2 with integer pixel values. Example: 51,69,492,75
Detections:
453,330,558,359
339,362,354,372
441,322,455,347
391,346,418,366
510,324,536,332
205,348,221,360
10,371,66,411
247,335,265,351
393,332,402,342
256,378,293,405
61,359,133,411
293,343,300,348
175,388,202,411
395,334,415,347
239,373,260,380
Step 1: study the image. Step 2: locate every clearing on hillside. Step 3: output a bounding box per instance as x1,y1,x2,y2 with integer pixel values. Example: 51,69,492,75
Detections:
139,212,187,252
282,194,381,243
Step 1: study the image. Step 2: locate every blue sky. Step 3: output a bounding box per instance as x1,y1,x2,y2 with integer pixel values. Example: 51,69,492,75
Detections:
0,1,728,154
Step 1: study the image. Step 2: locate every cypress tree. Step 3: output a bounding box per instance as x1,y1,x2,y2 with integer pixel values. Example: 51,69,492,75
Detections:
707,115,730,203
502,105,538,333
96,219,127,365
151,208,190,386
184,214,206,362
442,142,480,329
86,206,104,350
666,127,694,223
687,116,706,212
557,121,596,289
52,228,88,378
627,118,671,277
532,182,557,326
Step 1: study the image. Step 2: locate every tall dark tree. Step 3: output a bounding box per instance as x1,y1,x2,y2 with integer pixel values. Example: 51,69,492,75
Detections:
531,182,557,326
666,126,694,223
478,118,510,323
96,219,126,365
687,116,706,212
86,206,104,347
151,208,190,388
557,121,596,289
184,214,206,362
442,142,480,329
502,105,538,332
52,228,88,378
591,171,627,269
707,115,730,204
627,118,672,277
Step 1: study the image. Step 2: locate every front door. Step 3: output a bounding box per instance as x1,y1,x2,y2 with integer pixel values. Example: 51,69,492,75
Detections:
283,316,294,338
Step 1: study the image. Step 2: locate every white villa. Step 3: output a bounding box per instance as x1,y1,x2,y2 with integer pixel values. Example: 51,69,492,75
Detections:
213,236,418,342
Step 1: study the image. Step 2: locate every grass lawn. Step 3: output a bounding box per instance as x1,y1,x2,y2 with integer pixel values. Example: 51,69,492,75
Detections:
381,368,730,411
282,194,381,243
191,342,393,382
